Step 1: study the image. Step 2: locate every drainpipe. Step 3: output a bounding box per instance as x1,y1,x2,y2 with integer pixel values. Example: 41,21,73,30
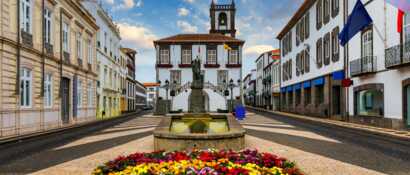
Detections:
16,0,21,96
343,0,349,121
59,8,63,98
41,0,45,97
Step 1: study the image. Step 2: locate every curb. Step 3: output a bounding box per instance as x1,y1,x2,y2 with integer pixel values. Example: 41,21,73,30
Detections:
246,106,410,143
0,110,142,145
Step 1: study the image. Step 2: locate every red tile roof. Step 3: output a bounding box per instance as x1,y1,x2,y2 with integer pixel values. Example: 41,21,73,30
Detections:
154,34,245,44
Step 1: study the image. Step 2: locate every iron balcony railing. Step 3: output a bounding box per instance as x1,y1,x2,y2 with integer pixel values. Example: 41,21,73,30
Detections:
350,56,377,77
385,43,410,68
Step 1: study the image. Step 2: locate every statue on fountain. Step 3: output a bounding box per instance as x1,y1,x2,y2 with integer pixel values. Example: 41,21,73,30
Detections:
189,57,206,113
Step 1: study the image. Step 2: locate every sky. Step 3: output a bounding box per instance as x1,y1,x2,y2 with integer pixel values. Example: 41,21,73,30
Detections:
100,0,304,83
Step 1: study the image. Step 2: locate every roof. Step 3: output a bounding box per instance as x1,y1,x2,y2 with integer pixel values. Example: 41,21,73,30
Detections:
154,34,245,44
121,47,137,54
143,82,160,87
276,0,316,40
254,49,279,63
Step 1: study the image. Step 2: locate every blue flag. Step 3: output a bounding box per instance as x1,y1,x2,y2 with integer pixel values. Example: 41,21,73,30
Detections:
339,0,373,46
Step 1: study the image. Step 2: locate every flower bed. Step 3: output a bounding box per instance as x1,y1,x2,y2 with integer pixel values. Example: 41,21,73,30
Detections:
93,149,303,175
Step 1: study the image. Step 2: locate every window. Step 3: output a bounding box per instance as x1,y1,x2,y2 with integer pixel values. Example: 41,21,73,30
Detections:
104,32,107,52
181,46,192,64
160,48,170,64
316,38,323,68
20,0,32,33
44,73,52,107
316,0,323,30
331,0,339,18
323,0,330,24
315,85,324,106
76,32,82,59
404,14,410,54
288,92,294,107
62,22,70,52
324,33,331,65
88,81,93,107
228,49,239,64
361,28,373,58
88,39,93,64
44,8,52,44
217,70,228,86
170,70,181,85
296,53,301,76
77,80,82,106
20,68,32,107
355,89,384,117
207,45,217,64
304,87,311,106
331,27,340,62
305,12,310,39
304,49,310,73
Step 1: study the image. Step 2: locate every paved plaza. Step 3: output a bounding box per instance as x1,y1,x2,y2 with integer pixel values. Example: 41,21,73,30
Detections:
0,112,409,175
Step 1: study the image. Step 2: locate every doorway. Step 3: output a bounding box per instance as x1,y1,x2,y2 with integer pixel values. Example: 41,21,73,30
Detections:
332,86,342,115
61,78,70,124
405,85,410,127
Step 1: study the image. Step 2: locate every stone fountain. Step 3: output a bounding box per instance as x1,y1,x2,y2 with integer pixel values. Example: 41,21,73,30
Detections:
153,58,246,151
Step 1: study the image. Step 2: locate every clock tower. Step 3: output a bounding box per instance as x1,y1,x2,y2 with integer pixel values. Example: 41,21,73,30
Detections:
209,0,236,38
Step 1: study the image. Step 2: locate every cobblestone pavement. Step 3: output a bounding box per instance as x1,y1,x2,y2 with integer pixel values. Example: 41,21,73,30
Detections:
242,112,410,175
1,112,410,175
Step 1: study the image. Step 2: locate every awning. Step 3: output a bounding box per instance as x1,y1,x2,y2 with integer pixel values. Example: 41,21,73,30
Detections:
287,86,293,92
294,83,301,91
281,87,286,93
303,81,311,89
332,70,345,80
313,77,325,86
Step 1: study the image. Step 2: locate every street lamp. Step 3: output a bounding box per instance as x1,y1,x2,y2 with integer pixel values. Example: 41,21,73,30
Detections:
227,79,241,112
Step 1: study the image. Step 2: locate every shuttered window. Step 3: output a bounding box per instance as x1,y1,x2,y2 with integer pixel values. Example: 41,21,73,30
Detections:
316,38,323,68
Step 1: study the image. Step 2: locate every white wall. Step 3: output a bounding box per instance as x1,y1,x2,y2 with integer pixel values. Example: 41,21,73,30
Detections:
157,43,242,112
347,0,409,119
281,0,345,87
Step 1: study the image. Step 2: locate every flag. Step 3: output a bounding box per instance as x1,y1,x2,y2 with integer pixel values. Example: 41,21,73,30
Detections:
223,44,232,50
339,0,373,46
398,9,405,33
386,0,410,12
271,49,280,60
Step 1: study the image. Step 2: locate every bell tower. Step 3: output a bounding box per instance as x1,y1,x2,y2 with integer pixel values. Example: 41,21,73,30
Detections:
209,0,236,38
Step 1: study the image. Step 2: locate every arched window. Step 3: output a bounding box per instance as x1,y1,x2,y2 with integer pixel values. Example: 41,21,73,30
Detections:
218,12,227,26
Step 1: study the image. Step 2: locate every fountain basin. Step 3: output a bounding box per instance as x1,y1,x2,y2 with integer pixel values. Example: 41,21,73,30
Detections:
153,113,246,151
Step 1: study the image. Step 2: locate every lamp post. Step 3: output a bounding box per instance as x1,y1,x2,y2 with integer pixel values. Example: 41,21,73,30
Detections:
227,79,241,112
158,80,170,113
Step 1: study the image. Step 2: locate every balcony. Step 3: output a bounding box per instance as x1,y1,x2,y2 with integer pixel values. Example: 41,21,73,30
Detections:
204,63,220,68
156,64,173,68
21,30,33,47
178,64,192,68
226,64,242,68
385,44,410,68
350,56,377,77
77,58,83,67
45,43,53,55
63,52,70,64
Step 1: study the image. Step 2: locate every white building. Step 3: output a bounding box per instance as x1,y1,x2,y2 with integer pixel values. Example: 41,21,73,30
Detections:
277,0,410,129
255,50,281,110
144,83,159,108
82,1,123,118
347,0,410,129
153,0,244,113
277,0,345,119
243,69,256,106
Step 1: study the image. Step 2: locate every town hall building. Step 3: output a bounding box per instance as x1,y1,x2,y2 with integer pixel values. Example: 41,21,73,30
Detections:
154,0,245,113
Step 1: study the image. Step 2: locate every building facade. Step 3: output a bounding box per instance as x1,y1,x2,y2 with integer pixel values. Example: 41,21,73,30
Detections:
144,83,159,108
277,0,345,119
153,1,244,113
243,69,256,106
0,0,98,137
347,0,410,129
120,48,138,112
135,81,147,111
82,1,122,119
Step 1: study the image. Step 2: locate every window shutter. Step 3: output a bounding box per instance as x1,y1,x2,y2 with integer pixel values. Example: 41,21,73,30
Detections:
324,33,331,65
305,12,310,39
331,0,339,18
305,49,310,73
316,38,323,68
316,0,322,30
296,54,300,76
332,27,340,62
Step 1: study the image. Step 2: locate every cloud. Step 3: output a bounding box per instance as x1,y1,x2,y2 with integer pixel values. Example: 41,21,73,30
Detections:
105,0,114,4
136,0,143,7
177,8,190,16
117,22,157,49
244,45,276,55
183,0,195,3
177,20,198,33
